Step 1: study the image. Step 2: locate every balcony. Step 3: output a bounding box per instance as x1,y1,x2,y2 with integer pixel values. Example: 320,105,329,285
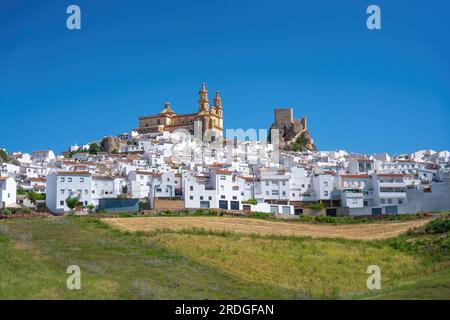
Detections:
378,182,406,188
378,192,406,198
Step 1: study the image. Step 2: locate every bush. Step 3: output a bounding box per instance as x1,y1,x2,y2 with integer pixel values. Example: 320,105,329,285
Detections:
19,207,32,214
65,197,79,211
302,203,326,210
244,199,257,205
1,208,13,215
28,191,46,203
425,218,450,234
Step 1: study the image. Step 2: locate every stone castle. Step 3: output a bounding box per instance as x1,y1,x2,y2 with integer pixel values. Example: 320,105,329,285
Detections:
270,108,316,151
136,82,223,137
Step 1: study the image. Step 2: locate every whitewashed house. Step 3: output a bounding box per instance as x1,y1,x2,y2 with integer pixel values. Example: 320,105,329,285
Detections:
46,171,93,214
339,174,373,208
258,168,290,203
184,172,217,209
91,175,122,204
32,150,55,163
0,176,17,209
372,173,407,211
127,170,153,199
0,163,20,177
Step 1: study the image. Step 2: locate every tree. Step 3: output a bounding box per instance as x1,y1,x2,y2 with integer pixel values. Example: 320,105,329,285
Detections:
0,149,9,162
66,197,79,212
27,191,46,203
17,186,27,195
88,143,101,155
291,132,310,152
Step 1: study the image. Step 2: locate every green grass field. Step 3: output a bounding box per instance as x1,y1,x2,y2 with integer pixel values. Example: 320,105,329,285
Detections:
0,216,448,299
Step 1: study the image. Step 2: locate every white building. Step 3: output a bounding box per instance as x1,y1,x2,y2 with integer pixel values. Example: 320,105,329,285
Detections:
32,150,55,163
46,171,93,214
372,173,407,209
0,176,17,209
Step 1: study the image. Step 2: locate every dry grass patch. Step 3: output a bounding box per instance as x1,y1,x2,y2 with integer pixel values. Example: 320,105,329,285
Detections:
103,216,430,240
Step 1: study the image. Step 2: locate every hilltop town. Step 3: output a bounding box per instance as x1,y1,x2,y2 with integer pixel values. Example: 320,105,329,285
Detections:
1,83,449,216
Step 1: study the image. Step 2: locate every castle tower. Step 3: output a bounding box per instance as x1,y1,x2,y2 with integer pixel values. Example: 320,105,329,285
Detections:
198,81,210,114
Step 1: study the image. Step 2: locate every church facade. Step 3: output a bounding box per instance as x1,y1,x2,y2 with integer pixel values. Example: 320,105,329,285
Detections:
137,82,223,137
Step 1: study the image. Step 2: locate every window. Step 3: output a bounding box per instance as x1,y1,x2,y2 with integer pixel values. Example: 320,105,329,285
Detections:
232,196,237,200
80,178,84,183
189,196,193,200
266,191,269,195
265,181,269,186
282,206,291,215
387,198,393,204
200,196,203,200
352,199,358,204
324,191,329,197
292,193,295,197
270,205,279,214
381,198,386,204
85,190,88,195
68,178,72,182
398,198,403,204
60,189,65,194
189,186,193,191
60,201,64,206
220,175,226,180
282,191,286,196
221,195,226,199
324,181,328,187
282,181,286,186
272,190,279,196
60,177,65,182
208,196,212,200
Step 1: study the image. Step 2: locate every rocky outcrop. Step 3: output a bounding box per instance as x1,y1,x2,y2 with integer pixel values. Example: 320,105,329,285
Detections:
101,137,123,153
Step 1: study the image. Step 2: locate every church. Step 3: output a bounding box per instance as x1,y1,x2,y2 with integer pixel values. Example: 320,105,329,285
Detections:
136,82,223,137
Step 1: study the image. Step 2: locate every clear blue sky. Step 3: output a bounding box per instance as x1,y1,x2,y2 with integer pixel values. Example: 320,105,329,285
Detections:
1,0,449,155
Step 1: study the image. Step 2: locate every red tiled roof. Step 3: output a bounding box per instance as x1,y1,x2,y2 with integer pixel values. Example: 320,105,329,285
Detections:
377,173,405,177
215,169,232,174
341,174,370,179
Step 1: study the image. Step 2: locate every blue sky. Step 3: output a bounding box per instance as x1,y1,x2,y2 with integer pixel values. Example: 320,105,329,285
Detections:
1,0,449,154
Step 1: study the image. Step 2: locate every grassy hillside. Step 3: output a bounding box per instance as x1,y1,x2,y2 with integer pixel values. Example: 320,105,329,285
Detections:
0,216,448,299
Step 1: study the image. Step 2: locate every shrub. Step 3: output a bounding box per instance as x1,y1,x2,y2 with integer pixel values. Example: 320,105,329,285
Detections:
65,197,79,211
19,207,32,214
425,218,450,234
28,191,46,203
302,203,326,210
1,208,13,215
244,199,257,205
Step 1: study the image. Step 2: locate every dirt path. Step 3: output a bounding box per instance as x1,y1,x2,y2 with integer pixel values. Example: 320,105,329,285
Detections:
103,216,430,240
